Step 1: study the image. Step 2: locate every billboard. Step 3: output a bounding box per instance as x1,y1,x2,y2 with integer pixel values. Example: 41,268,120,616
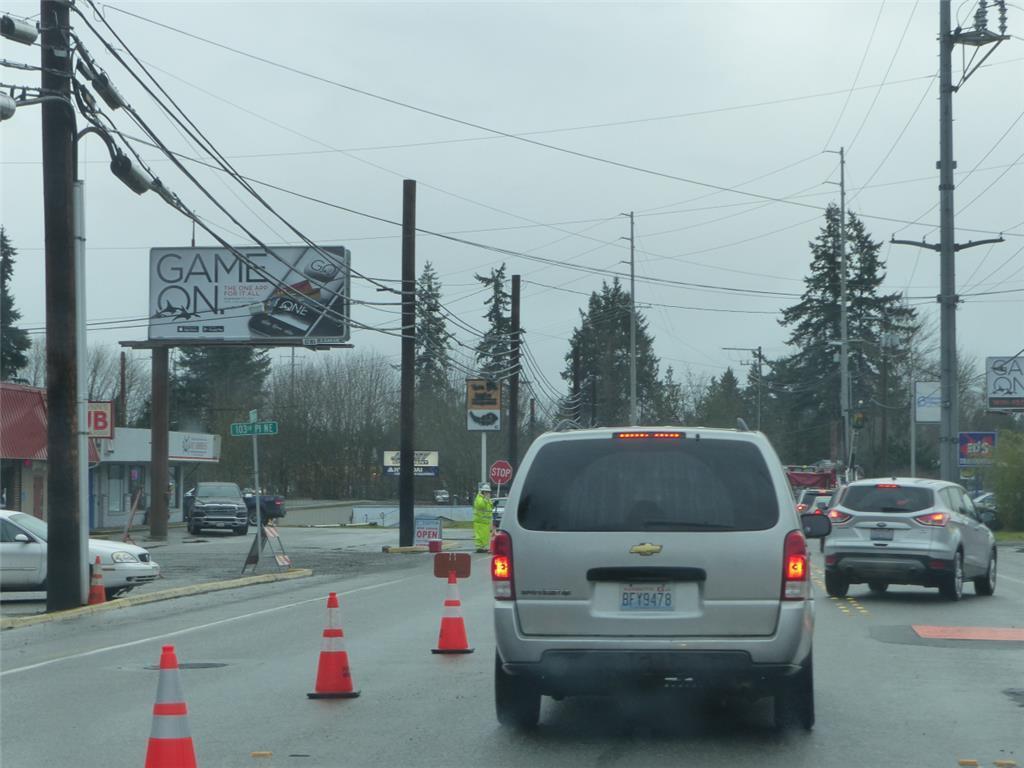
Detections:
148,246,350,344
986,355,1024,410
914,381,941,423
87,401,115,439
958,432,996,467
466,379,501,431
382,450,439,477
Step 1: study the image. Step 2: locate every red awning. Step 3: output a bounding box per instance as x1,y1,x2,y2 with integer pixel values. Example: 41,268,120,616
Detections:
0,382,100,463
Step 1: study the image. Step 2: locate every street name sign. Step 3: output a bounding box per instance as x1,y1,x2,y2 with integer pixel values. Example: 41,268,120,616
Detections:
230,421,279,437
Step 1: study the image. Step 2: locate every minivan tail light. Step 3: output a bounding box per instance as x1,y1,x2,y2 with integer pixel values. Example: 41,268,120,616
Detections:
915,512,949,527
491,530,514,600
782,530,809,600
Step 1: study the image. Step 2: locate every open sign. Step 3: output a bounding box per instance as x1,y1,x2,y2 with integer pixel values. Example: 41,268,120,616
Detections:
415,516,443,543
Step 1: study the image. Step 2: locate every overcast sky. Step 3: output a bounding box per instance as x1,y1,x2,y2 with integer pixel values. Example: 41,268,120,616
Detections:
2,1,1022,412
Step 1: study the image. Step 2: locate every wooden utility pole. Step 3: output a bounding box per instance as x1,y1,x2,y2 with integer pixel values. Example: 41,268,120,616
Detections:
509,275,520,468
42,0,82,610
399,180,416,547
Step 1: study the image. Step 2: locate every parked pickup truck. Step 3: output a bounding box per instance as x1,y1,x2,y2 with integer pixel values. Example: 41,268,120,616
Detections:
242,489,287,526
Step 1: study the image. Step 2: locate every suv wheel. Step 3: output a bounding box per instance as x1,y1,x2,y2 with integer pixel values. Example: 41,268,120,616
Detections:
494,652,540,729
187,522,199,536
973,549,996,597
867,581,888,594
824,572,849,598
772,654,814,732
939,551,964,601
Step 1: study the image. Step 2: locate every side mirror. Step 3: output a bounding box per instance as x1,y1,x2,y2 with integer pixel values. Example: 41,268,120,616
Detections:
800,513,832,539
977,508,1000,530
13,533,31,543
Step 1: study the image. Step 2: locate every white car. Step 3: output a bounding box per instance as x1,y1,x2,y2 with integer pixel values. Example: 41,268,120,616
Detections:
0,509,160,599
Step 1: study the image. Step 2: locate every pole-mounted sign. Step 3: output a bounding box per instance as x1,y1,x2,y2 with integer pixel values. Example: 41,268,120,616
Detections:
466,379,501,431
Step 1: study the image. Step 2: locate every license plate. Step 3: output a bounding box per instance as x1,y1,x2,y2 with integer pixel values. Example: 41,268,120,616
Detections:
870,528,894,541
621,583,673,611
215,522,225,528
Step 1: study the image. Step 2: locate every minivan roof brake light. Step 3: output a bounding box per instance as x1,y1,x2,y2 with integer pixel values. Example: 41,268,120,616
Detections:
614,432,683,439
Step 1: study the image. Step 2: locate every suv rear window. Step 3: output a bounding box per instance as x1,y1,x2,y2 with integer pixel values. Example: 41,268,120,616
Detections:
841,485,933,513
518,437,779,532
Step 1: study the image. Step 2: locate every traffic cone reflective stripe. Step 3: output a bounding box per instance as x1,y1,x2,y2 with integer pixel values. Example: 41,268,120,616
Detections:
432,571,474,654
145,645,197,768
308,592,360,699
88,556,106,605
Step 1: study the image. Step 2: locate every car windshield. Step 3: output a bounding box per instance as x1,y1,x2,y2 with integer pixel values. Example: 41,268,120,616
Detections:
518,437,778,532
8,512,49,541
842,485,933,513
198,484,241,498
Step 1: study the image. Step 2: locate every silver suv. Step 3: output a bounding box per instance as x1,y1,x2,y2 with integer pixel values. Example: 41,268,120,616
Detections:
823,477,997,601
491,427,830,731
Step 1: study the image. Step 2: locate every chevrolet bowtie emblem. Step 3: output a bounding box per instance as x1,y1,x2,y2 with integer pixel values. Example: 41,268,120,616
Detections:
630,543,662,556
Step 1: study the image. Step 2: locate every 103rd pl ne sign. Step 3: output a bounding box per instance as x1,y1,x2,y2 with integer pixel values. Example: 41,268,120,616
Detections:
230,421,278,437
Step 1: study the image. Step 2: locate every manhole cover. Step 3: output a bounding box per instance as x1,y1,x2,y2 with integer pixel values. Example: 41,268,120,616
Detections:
145,662,227,670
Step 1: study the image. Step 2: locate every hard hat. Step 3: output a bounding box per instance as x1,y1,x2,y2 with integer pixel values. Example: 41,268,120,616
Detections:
478,483,492,493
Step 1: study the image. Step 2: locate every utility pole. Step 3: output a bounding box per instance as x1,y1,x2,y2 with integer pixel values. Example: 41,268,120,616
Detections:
722,345,764,430
571,346,581,424
509,274,521,469
399,180,416,547
150,348,169,540
825,148,851,477
624,212,638,424
892,0,1007,481
42,0,82,610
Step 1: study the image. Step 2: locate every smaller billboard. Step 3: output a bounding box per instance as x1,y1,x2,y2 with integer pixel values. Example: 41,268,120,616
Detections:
87,401,115,439
958,432,996,467
382,450,439,477
986,355,1024,411
466,379,501,431
914,382,941,423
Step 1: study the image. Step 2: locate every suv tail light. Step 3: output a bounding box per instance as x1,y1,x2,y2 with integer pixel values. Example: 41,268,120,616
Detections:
827,509,852,525
491,530,514,600
782,530,809,600
795,503,808,513
914,512,950,527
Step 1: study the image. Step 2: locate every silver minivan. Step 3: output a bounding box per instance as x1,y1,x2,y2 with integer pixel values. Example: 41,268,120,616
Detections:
491,427,830,731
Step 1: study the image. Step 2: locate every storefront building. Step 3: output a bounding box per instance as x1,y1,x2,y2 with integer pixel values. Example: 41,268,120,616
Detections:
1,382,219,530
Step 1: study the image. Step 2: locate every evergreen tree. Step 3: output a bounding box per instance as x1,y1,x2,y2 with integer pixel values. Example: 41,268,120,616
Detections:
0,227,31,380
414,261,452,395
171,347,272,430
474,264,511,378
561,279,662,426
771,204,917,462
697,368,749,428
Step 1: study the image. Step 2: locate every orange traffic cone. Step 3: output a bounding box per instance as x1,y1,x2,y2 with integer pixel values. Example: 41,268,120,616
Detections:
88,556,106,605
307,592,360,699
145,645,197,768
432,571,474,654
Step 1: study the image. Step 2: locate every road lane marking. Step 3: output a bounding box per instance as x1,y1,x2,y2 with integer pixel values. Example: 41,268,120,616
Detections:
0,575,418,677
998,573,1024,585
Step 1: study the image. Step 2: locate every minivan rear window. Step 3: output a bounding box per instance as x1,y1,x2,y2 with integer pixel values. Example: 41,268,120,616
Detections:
842,485,933,513
517,437,779,532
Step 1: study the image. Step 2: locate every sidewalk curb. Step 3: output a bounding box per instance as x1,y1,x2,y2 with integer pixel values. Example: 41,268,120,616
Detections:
0,568,313,631
383,541,464,554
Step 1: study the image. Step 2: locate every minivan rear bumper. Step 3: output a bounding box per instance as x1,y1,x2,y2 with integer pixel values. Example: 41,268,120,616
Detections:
501,651,803,696
494,600,812,695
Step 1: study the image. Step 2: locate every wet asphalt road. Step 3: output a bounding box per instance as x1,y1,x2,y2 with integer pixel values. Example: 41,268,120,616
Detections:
1,540,1022,767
